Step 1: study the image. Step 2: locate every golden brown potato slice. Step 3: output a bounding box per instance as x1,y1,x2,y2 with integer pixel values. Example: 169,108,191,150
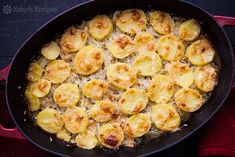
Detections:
150,11,174,35
156,35,185,61
60,26,87,53
151,104,180,131
107,62,137,90
194,64,217,92
82,79,108,100
88,15,113,40
25,89,40,111
119,88,148,115
175,87,203,112
186,39,215,65
63,107,88,134
53,83,80,107
27,63,43,82
45,60,71,83
36,108,64,134
76,130,98,149
29,79,51,97
97,123,124,149
41,41,60,60
108,34,136,59
178,19,201,41
74,45,103,75
116,9,147,34
124,113,151,137
134,32,156,53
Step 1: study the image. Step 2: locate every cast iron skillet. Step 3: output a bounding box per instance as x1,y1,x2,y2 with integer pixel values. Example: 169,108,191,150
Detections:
0,0,235,156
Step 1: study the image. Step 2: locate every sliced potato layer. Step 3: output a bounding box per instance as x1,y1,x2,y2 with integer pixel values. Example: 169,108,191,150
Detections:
63,107,88,133
88,15,113,40
29,79,51,97
175,88,203,112
179,19,201,41
124,113,151,137
156,35,185,61
36,108,64,134
53,83,80,107
168,62,194,87
74,45,103,75
116,9,147,34
45,60,71,83
82,79,108,100
151,104,180,131
41,41,60,60
133,51,162,76
76,130,98,149
186,39,215,65
25,89,40,111
60,26,87,53
119,88,148,115
194,65,217,92
90,100,116,122
27,63,43,82
97,123,124,149
108,34,135,59
150,11,174,35
56,129,71,142
107,62,137,90
147,74,174,103
134,32,156,53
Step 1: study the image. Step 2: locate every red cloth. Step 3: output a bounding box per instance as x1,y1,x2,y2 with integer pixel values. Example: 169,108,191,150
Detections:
198,90,235,157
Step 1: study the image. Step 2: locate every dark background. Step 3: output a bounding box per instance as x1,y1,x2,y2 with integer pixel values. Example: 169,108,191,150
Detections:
0,0,235,156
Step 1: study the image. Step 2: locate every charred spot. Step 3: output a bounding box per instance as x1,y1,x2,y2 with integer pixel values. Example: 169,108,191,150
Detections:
131,10,141,21
181,103,186,107
80,32,86,40
120,98,125,103
96,21,104,29
69,27,77,35
177,45,182,50
92,52,101,60
116,36,129,49
201,47,206,53
104,135,118,147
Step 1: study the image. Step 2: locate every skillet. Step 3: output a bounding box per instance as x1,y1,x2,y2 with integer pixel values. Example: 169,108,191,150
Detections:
0,0,235,156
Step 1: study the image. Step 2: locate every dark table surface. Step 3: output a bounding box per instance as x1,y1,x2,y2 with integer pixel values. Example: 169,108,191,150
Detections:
0,0,235,156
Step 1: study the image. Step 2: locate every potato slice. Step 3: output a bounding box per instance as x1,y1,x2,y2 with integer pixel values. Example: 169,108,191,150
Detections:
76,131,98,149
25,89,40,111
168,62,194,87
82,79,108,100
147,74,174,103
134,32,156,53
29,79,51,97
107,62,137,90
186,39,215,65
108,34,135,59
53,83,80,107
88,15,113,40
151,104,180,131
45,60,71,83
124,113,151,137
56,129,71,142
175,87,203,112
36,108,64,134
133,52,162,76
60,26,87,53
156,35,185,61
179,19,201,41
74,45,103,75
41,41,60,60
89,100,116,122
97,123,124,149
116,9,147,34
194,64,217,92
150,11,174,35
119,88,148,115
63,107,88,133
27,63,43,82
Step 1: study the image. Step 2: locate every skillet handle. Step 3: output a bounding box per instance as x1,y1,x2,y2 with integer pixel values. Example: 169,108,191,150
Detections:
213,16,235,27
0,65,25,140
213,15,235,89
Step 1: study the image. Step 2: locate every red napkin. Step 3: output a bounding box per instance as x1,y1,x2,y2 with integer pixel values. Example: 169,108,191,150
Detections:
198,90,235,157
